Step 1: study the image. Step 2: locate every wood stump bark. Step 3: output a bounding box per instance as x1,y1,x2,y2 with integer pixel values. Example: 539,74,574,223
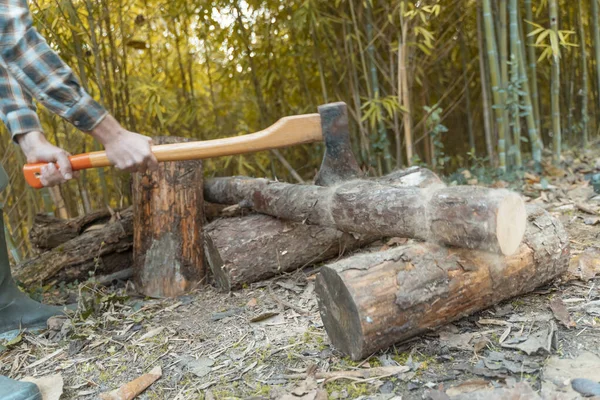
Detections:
315,205,570,360
132,136,205,298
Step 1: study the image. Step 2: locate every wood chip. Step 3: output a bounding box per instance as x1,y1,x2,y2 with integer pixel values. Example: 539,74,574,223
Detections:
99,366,162,400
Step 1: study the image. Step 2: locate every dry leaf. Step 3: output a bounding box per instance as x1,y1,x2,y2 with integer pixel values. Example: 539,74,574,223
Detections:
21,374,63,400
100,366,162,400
138,326,165,341
566,247,600,282
549,297,576,328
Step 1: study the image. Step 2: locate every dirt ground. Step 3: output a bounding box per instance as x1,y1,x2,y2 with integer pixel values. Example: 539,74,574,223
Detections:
2,148,600,400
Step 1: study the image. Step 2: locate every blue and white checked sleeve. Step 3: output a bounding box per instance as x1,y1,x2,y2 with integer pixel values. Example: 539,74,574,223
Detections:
0,0,108,140
0,61,43,137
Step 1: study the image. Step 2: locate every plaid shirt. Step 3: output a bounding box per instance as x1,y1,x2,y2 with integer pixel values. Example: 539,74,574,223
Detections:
0,0,107,140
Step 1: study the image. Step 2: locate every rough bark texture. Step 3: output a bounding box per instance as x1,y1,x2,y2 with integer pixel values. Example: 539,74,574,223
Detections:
133,136,205,298
15,208,133,287
205,214,377,291
204,167,443,291
204,174,525,255
315,205,570,360
29,209,112,251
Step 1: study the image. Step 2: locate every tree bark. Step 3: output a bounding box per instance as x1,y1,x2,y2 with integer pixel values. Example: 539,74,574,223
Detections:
205,214,377,292
29,209,112,251
132,136,205,298
204,167,442,291
14,208,133,287
315,205,570,360
204,175,526,255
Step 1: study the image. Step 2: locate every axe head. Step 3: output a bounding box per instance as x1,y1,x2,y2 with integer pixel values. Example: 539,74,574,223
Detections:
314,102,363,186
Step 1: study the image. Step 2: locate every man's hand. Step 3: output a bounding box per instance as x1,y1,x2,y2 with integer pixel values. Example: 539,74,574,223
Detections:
17,131,74,187
88,115,158,173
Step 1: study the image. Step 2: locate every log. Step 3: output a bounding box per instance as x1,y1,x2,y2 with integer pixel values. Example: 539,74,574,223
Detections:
204,167,443,291
132,136,205,298
204,176,526,255
315,205,570,360
205,214,377,291
29,209,112,251
14,208,133,286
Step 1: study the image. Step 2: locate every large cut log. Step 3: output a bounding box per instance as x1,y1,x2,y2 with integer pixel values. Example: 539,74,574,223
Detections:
29,209,112,251
204,177,526,255
205,214,377,291
204,167,443,291
133,136,205,298
315,205,570,360
14,208,133,287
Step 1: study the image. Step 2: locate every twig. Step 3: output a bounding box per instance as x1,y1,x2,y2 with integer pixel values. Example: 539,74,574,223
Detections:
282,365,410,381
268,285,310,315
91,268,134,286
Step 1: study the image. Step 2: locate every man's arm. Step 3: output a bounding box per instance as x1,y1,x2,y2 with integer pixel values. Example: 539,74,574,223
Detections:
0,62,74,186
0,0,157,186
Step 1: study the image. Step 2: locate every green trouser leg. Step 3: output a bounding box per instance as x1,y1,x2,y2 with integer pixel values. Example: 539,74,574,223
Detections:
0,166,43,400
0,164,67,334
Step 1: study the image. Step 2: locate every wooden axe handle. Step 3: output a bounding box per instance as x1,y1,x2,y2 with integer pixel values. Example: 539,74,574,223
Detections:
23,114,322,189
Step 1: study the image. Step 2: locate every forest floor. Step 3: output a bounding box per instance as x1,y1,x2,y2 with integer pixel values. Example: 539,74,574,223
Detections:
2,148,600,400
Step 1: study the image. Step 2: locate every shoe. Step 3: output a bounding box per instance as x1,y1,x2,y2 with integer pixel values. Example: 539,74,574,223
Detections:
0,375,42,400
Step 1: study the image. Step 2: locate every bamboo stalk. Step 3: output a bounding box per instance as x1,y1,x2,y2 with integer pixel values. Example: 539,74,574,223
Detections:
509,0,521,168
477,2,495,166
398,4,414,164
483,0,507,171
517,11,543,170
592,0,600,116
549,0,562,164
524,0,541,132
460,27,475,153
578,0,589,145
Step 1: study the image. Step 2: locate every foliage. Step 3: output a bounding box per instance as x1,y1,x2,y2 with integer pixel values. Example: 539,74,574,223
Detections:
0,0,599,256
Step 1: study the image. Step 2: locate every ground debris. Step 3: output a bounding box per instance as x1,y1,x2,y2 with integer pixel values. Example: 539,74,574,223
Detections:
500,322,555,355
565,247,600,282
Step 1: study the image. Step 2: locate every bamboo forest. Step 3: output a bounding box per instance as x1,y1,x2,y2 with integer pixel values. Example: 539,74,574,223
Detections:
1,0,599,258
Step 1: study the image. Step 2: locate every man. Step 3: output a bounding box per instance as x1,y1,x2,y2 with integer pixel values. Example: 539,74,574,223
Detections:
0,1,158,398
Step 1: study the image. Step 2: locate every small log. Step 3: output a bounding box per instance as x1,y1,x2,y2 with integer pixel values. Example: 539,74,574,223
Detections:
315,205,570,360
29,209,112,251
204,167,442,291
132,136,205,298
15,208,133,286
205,214,377,291
204,176,526,255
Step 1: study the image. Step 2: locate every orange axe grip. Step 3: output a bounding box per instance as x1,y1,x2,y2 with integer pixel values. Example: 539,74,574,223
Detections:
23,154,94,189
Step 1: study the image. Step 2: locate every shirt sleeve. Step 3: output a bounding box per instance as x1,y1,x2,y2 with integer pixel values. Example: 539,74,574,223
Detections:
0,0,108,135
0,61,43,140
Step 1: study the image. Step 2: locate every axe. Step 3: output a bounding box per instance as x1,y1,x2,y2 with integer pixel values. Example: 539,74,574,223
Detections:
23,102,361,189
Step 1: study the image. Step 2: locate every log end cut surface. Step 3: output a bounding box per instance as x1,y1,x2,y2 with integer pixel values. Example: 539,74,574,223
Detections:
315,266,364,360
496,192,527,255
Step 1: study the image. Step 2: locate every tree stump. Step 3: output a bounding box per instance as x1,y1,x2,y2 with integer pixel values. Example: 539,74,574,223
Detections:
132,136,205,298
